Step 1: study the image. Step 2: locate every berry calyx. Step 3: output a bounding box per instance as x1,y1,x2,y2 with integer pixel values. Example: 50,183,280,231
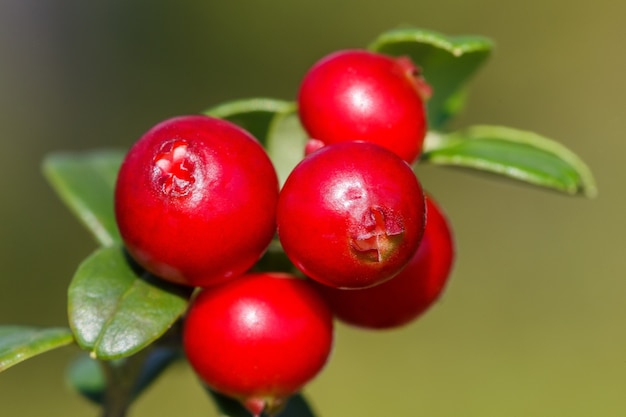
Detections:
316,194,455,329
114,115,279,287
277,141,426,289
183,273,334,416
298,49,430,163
153,140,196,196
350,206,405,263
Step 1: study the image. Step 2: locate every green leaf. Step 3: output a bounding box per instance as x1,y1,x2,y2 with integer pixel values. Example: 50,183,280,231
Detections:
131,345,182,397
277,394,318,417
68,245,191,360
422,125,598,197
204,98,295,146
66,346,182,405
66,353,106,404
204,98,303,183
265,106,308,187
0,326,73,372
206,388,318,417
369,27,494,129
42,150,125,246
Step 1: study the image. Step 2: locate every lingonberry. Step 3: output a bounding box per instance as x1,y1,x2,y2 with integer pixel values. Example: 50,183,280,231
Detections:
114,115,279,287
297,49,431,164
183,272,334,417
277,141,426,289
316,194,455,329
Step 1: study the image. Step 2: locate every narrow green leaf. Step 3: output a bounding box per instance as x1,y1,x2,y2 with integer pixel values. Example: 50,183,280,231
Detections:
204,98,295,146
206,388,318,417
369,27,493,129
42,150,125,246
265,106,309,187
422,125,598,197
68,246,191,360
0,326,73,372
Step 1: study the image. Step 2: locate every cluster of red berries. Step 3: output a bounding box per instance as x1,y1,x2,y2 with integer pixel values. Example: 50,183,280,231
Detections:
114,49,454,416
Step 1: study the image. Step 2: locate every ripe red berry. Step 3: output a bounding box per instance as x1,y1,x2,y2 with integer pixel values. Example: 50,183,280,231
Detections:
183,272,334,416
316,194,455,329
297,49,431,164
114,115,279,287
277,141,426,289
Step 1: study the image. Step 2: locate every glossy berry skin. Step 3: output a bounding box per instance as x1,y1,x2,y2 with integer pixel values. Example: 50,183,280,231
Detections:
316,195,455,329
277,141,426,290
298,49,431,164
114,115,279,287
183,273,334,416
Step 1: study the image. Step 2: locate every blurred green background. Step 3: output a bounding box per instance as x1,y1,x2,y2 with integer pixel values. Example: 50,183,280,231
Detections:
1,1,624,416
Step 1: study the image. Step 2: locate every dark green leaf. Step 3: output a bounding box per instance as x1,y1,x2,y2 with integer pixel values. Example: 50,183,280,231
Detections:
66,353,106,404
369,27,494,129
204,98,295,146
68,245,191,359
277,394,317,417
66,346,182,405
265,107,309,186
42,150,125,246
131,345,182,398
422,125,597,197
207,388,317,417
206,388,249,417
0,326,73,372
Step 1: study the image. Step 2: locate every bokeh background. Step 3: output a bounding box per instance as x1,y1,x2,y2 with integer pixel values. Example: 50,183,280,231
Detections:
1,1,624,416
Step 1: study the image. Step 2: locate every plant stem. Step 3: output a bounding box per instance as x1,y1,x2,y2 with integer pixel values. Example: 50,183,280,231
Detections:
99,350,149,417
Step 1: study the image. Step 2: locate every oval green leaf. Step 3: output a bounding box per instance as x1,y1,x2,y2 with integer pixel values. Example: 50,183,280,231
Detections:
204,98,295,146
422,125,597,197
369,27,494,129
42,150,125,246
68,245,191,359
0,326,74,372
265,106,309,187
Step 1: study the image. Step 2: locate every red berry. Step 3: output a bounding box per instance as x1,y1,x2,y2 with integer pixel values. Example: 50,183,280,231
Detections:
183,272,334,416
114,115,279,287
316,195,455,329
298,49,431,164
277,141,426,289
